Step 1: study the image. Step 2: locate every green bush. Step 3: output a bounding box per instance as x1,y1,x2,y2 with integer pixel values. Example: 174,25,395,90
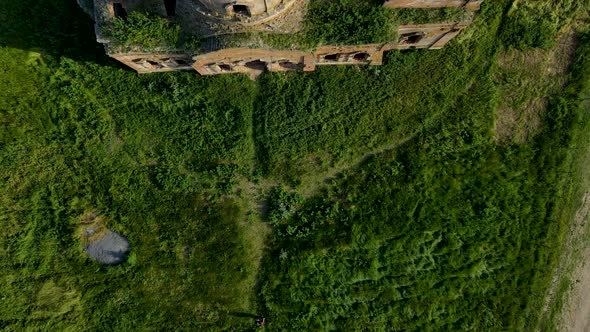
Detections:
500,10,557,50
266,187,304,225
303,0,397,45
106,12,181,51
388,7,468,24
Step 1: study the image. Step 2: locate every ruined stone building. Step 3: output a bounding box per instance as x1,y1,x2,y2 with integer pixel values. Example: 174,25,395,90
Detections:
79,0,484,75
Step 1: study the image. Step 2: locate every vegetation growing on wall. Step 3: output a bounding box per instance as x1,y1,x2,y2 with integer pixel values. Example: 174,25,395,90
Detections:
303,0,397,45
106,12,181,51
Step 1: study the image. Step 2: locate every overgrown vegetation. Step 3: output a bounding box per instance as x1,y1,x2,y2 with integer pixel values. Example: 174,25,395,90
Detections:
0,48,260,329
259,29,590,329
224,3,469,50
302,0,397,45
387,7,469,24
106,12,181,51
1,0,589,331
266,187,304,227
499,0,590,50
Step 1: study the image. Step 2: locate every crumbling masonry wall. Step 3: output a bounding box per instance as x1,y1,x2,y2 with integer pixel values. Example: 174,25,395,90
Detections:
111,53,194,73
193,48,315,75
88,0,483,75
191,22,468,75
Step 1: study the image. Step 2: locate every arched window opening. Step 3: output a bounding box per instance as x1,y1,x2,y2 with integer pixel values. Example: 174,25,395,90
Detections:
323,54,339,61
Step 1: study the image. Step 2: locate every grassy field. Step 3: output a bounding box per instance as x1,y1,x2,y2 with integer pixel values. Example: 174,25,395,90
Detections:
1,0,589,331
535,40,590,331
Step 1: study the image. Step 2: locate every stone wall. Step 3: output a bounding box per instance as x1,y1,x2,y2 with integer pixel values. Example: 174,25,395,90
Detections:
192,48,315,76
383,0,483,10
387,22,468,50
188,23,466,76
90,0,483,76
111,52,194,73
196,0,284,17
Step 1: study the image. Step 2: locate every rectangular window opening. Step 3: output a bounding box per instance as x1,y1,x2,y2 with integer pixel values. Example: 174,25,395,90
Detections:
233,5,250,16
219,64,232,71
353,53,370,61
164,0,176,16
323,54,339,61
399,32,425,45
113,3,128,19
245,60,266,70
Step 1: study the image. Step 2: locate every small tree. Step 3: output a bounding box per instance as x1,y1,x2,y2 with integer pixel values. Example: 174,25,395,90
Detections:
266,187,304,225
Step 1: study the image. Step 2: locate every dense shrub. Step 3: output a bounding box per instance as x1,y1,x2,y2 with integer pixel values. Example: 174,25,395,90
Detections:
303,0,397,45
500,9,557,50
106,12,181,50
266,187,304,225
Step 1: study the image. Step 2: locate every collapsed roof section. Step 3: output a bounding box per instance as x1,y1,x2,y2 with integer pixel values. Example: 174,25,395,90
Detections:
84,0,484,75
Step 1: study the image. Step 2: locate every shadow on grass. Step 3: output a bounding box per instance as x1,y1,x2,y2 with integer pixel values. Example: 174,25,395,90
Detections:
0,0,120,66
228,311,259,319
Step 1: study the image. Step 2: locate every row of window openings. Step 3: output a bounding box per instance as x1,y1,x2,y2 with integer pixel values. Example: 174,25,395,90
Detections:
132,58,190,69
319,34,427,63
113,0,177,19
125,36,428,71
210,60,301,72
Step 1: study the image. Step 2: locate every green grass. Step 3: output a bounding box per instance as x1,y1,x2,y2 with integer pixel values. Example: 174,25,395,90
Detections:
253,2,501,182
1,0,590,331
0,38,260,330
259,25,590,330
534,30,590,331
499,0,590,50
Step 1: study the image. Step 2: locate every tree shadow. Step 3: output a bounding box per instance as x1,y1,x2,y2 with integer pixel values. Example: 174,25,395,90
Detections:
0,0,117,65
228,312,259,319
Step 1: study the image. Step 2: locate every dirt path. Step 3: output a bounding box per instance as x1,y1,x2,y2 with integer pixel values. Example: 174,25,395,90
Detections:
560,192,590,332
564,262,590,332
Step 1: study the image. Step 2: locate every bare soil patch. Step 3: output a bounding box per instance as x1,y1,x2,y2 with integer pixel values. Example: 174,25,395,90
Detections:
494,33,577,144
